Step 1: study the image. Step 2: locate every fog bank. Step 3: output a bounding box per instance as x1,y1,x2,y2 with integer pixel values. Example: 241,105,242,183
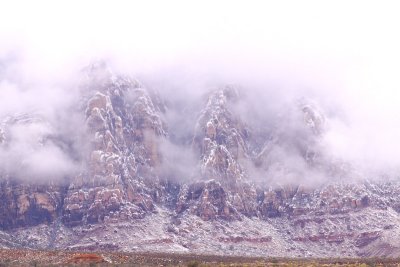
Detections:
1,1,400,182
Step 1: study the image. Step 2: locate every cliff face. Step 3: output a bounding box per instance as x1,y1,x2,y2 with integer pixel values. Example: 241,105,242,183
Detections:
1,63,400,257
0,115,66,230
63,63,167,226
176,86,258,220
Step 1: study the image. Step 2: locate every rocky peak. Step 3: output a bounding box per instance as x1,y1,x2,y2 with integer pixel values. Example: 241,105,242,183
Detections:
63,65,168,226
193,86,248,182
301,103,325,136
176,86,258,220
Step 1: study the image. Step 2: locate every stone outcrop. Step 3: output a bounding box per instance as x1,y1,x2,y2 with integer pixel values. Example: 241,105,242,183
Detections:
176,86,258,220
63,62,167,226
0,181,64,230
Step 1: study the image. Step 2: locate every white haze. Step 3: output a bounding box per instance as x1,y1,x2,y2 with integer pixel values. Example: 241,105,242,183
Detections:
0,0,400,182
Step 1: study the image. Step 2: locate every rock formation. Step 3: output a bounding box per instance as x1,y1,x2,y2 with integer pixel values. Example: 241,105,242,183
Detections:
0,62,400,257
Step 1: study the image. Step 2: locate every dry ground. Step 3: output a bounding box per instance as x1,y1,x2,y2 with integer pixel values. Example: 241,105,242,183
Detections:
0,249,400,266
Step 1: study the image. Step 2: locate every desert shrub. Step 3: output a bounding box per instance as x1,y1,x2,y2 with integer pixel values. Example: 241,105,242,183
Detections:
187,260,200,267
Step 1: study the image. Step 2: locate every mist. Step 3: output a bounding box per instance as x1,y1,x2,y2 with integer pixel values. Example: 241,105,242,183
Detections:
1,1,400,184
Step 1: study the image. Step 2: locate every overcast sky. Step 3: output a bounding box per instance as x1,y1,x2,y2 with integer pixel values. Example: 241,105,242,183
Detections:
1,0,399,82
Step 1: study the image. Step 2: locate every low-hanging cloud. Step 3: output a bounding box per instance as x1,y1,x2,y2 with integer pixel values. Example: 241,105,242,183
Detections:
0,116,81,181
0,1,400,184
0,57,86,182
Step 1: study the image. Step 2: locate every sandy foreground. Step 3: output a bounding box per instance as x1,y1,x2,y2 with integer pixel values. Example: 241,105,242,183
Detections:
1,249,400,266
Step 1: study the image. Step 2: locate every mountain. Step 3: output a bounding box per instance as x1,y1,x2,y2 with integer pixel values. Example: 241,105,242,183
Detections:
0,62,400,257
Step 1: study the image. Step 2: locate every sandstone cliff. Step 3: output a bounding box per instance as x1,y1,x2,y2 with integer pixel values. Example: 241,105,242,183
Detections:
0,63,400,257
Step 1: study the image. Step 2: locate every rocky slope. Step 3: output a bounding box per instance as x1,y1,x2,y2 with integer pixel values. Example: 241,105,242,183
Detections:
0,62,400,257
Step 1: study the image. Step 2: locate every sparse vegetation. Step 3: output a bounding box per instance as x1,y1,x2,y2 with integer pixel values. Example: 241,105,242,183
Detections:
0,249,399,266
187,260,199,267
